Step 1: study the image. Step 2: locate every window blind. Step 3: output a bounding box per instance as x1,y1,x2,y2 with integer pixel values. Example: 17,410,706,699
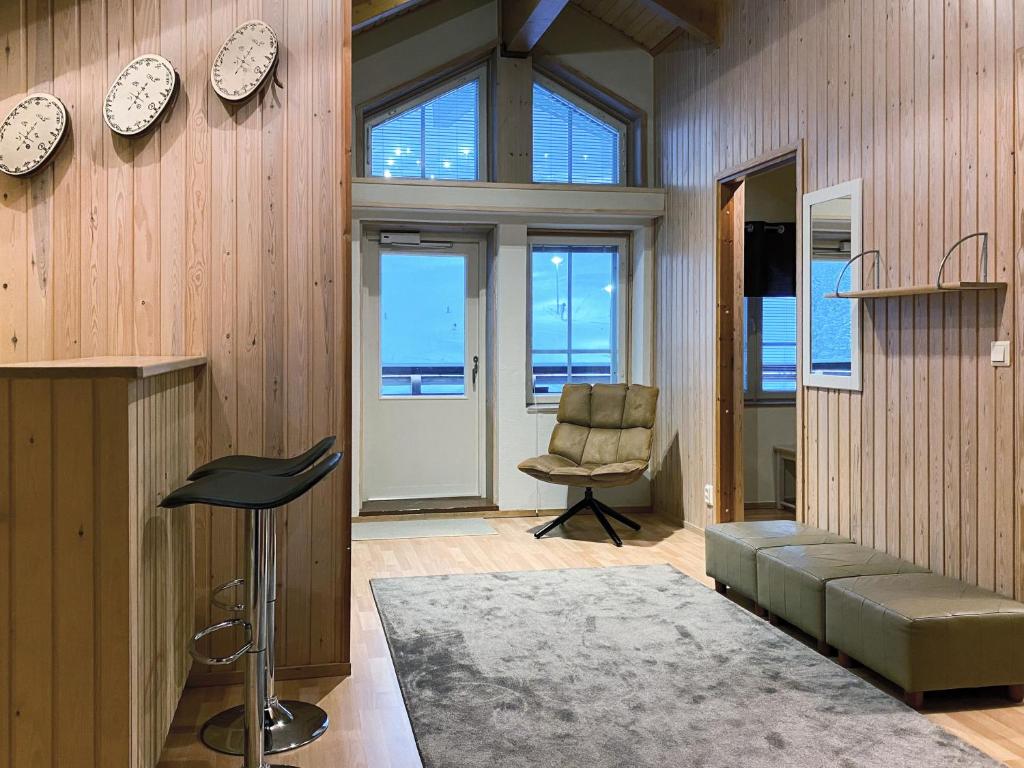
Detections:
532,83,621,185
369,79,480,180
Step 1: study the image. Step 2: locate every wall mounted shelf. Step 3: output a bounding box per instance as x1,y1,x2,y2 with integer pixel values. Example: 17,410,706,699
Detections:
825,281,1006,299
825,233,1001,300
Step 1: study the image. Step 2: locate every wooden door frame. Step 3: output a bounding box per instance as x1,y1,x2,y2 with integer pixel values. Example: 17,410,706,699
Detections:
713,144,803,524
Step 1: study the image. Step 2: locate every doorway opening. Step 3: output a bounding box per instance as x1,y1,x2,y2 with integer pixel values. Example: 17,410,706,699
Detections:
715,150,801,524
359,229,491,515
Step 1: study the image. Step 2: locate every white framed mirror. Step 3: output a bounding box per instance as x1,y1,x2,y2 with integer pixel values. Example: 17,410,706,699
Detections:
802,179,862,391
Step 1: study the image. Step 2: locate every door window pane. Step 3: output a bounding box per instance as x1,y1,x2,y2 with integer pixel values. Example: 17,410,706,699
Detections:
530,246,619,395
380,253,466,396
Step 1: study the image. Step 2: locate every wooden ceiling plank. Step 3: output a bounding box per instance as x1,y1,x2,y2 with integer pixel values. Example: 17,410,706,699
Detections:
502,0,573,54
635,0,720,46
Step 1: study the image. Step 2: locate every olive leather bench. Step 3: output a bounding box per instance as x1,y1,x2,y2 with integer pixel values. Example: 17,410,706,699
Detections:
825,573,1024,709
754,543,929,654
705,521,850,609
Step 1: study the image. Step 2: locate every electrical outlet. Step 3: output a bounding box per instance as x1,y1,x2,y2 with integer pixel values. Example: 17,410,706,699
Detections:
704,484,714,506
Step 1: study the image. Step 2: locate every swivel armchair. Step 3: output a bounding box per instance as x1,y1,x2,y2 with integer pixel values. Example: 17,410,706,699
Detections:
518,383,659,546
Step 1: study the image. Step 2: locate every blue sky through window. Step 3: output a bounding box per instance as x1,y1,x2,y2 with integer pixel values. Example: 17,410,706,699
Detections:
380,253,466,396
531,246,618,395
532,83,621,185
370,79,480,181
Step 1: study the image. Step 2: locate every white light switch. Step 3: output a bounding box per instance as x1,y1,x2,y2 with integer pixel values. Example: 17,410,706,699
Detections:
991,340,1010,367
704,484,714,506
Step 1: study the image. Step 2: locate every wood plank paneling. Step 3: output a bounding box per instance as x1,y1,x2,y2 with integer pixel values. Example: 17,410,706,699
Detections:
0,0,353,685
1,369,197,768
653,0,1023,598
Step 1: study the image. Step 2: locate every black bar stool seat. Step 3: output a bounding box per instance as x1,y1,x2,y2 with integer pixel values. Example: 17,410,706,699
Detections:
162,452,341,768
187,436,336,480
164,452,341,510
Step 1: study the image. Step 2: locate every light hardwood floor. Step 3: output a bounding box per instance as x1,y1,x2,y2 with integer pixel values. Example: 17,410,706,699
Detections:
158,515,1024,767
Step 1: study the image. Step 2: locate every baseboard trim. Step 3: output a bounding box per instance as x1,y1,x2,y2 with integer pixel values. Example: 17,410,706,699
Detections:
187,662,351,688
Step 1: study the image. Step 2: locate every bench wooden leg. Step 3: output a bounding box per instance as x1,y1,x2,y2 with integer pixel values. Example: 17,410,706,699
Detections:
753,604,767,619
816,639,832,656
714,580,728,595
767,612,780,626
836,651,853,668
1008,684,1024,703
903,691,924,710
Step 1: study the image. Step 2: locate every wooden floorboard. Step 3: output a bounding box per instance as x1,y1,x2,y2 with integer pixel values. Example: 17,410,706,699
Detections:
157,515,1024,768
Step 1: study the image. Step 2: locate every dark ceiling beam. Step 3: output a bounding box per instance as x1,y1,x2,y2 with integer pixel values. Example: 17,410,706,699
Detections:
501,0,572,55
635,0,721,47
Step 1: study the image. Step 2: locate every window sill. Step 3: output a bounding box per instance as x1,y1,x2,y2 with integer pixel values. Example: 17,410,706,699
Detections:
744,398,796,408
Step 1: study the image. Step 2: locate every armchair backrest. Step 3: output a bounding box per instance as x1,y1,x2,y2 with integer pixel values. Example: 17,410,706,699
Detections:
548,383,659,466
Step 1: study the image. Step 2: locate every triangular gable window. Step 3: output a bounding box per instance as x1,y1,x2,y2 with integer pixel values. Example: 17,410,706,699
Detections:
367,70,485,181
533,79,625,185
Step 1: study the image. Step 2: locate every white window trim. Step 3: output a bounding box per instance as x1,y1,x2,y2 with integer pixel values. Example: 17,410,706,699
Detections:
532,73,628,187
801,178,863,391
364,65,489,181
526,233,630,405
744,296,797,404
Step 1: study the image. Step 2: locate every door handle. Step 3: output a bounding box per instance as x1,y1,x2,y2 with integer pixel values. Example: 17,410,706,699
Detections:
472,355,479,388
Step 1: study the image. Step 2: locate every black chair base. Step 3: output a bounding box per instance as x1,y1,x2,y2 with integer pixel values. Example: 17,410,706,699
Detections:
533,487,641,547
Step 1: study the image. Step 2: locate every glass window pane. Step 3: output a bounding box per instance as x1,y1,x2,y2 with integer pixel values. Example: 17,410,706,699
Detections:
761,296,797,392
530,246,618,395
370,79,479,181
810,259,852,376
530,249,570,394
532,83,620,185
380,253,466,396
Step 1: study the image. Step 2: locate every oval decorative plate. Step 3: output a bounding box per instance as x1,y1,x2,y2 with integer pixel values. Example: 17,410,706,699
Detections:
211,20,279,103
0,93,68,177
103,54,179,136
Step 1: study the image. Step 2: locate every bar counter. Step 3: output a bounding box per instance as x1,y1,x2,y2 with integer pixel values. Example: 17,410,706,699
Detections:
0,355,205,768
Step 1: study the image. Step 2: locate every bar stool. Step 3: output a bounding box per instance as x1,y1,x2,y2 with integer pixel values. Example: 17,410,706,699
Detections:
190,437,337,755
161,452,341,768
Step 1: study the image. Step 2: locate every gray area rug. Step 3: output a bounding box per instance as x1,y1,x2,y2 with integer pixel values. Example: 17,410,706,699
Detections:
353,517,497,541
371,564,1003,768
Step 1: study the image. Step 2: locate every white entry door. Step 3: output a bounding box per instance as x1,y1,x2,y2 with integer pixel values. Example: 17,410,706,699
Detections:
362,238,486,501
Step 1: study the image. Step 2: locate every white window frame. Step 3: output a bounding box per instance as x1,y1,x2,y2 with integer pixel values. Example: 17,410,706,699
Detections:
744,296,797,404
532,73,628,186
801,178,863,391
364,65,489,181
526,233,630,405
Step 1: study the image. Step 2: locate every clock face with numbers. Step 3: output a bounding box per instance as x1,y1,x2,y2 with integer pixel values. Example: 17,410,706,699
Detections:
211,20,279,103
0,93,68,177
103,54,179,137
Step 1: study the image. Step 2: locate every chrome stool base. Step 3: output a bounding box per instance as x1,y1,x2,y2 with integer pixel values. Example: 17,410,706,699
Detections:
200,699,329,755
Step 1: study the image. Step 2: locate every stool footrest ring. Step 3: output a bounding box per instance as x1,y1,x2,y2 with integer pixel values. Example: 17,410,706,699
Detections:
211,577,246,612
190,618,252,666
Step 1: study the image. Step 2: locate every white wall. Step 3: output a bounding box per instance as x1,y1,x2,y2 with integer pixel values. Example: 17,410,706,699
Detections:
743,406,796,504
350,182,661,514
353,0,496,108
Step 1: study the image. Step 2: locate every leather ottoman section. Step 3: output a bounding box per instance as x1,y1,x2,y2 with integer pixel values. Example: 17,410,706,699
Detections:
825,573,1024,696
755,544,928,644
705,521,850,602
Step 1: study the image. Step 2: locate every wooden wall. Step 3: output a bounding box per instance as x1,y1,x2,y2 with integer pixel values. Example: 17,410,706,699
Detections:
0,368,196,768
0,0,353,681
652,0,1024,598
